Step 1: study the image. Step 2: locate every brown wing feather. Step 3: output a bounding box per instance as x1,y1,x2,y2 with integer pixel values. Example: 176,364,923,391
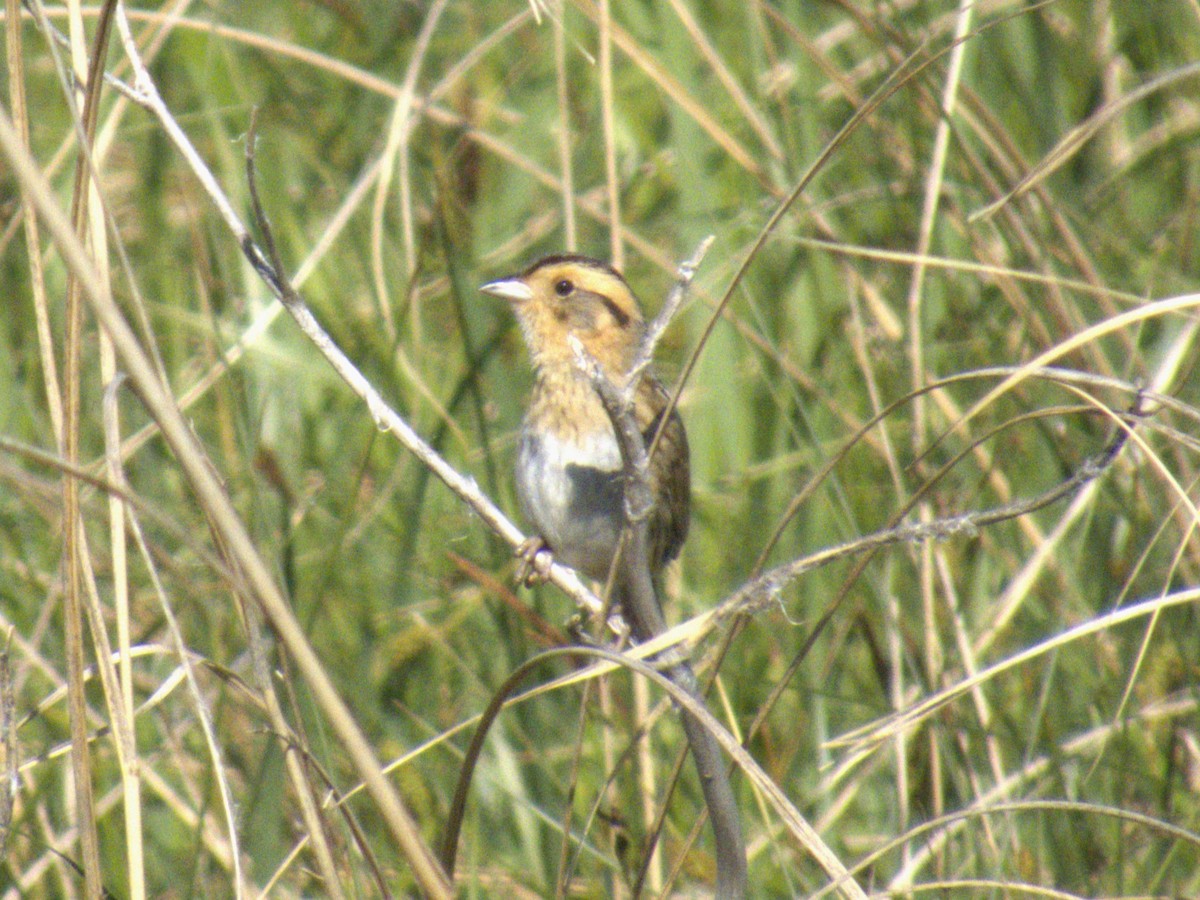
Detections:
636,374,691,571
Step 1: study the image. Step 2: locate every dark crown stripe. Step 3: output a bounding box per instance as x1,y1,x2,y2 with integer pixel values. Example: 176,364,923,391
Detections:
522,254,625,283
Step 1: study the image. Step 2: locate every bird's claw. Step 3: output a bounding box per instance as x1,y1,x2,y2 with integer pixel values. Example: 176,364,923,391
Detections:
515,536,554,587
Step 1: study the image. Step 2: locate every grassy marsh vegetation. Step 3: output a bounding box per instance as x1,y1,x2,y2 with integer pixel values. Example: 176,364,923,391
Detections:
2,1,1200,895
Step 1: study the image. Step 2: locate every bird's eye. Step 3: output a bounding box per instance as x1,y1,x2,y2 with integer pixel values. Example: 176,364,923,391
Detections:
554,279,573,297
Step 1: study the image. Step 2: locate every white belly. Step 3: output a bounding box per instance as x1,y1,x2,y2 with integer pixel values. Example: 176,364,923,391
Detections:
516,426,625,581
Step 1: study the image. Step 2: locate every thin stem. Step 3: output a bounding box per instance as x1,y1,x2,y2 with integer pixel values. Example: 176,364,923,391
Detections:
571,240,745,897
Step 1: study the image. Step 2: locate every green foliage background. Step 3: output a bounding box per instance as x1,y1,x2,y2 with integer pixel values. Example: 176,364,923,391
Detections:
3,0,1200,895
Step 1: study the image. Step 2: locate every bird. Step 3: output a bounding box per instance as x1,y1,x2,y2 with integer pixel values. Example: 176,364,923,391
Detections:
479,254,690,608
482,258,747,897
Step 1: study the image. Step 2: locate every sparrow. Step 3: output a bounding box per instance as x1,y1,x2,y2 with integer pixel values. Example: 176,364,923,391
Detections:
482,259,746,895
480,255,690,603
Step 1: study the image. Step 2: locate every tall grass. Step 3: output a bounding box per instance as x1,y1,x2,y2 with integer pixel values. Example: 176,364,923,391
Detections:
2,0,1199,895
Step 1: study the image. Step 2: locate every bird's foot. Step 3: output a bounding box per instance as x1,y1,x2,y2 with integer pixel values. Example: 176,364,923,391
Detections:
515,536,554,587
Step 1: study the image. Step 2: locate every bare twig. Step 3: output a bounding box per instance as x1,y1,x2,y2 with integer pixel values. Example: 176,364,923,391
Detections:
629,235,713,389
716,398,1145,628
230,129,603,621
571,240,748,899
98,38,604,616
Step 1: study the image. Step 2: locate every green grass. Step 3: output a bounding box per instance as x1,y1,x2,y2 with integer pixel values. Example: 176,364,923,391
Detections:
3,0,1200,896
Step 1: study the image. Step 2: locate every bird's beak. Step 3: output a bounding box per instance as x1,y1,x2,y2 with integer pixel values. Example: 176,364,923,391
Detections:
479,277,533,303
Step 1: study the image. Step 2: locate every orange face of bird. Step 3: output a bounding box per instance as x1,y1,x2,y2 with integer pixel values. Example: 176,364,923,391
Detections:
480,255,645,375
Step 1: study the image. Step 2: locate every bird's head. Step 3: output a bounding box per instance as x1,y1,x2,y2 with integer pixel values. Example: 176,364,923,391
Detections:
480,255,645,375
